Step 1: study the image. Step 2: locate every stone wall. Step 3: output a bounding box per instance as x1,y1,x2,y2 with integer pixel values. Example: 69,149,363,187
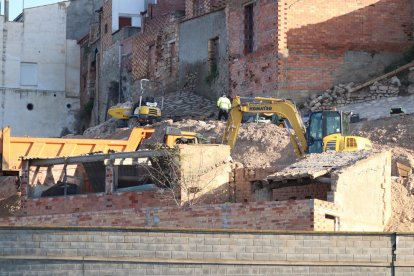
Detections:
0,227,411,275
304,77,401,111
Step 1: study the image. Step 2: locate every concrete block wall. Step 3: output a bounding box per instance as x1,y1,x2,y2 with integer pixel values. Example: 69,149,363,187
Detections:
0,227,410,275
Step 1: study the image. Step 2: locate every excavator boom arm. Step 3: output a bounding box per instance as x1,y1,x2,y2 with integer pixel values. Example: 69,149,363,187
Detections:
223,96,308,156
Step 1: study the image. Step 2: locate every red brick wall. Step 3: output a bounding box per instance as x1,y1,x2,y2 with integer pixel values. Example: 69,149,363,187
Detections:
1,200,314,230
149,0,185,18
101,0,113,51
227,0,413,100
20,191,173,217
231,167,278,203
227,0,279,97
277,0,413,93
272,183,331,201
131,14,180,92
185,0,227,19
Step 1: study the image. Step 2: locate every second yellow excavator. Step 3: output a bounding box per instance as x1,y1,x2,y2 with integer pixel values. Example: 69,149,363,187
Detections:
222,96,372,157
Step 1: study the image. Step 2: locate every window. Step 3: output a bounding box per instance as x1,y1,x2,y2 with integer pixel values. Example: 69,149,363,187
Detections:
244,3,254,53
20,62,38,86
193,0,204,16
104,23,108,33
208,37,219,73
148,44,156,78
119,16,132,29
169,42,176,74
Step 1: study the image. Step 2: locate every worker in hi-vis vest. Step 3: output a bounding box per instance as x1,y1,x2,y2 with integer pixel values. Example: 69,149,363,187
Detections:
217,94,231,121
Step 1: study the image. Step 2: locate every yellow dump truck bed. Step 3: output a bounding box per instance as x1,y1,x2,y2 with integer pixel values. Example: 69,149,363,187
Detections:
0,127,154,172
107,107,132,120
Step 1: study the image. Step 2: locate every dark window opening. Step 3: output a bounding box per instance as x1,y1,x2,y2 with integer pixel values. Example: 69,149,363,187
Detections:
66,104,72,109
119,16,132,29
169,42,176,75
27,103,33,111
115,165,157,193
208,37,219,74
148,44,156,78
244,3,254,53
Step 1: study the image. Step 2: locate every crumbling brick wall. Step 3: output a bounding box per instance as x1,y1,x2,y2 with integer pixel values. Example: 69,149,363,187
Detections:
231,167,278,203
131,13,181,94
101,0,113,51
227,0,279,98
149,0,185,18
185,0,227,19
20,191,173,217
1,200,314,230
227,0,413,102
277,0,413,101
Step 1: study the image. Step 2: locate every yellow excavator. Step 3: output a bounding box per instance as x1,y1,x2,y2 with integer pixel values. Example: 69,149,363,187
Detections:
108,79,163,127
223,96,372,157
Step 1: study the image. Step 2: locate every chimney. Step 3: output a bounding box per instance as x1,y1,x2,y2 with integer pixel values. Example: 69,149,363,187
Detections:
4,0,9,22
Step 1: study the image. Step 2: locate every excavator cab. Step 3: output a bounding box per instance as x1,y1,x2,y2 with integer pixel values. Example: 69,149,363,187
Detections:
306,111,342,153
307,111,371,153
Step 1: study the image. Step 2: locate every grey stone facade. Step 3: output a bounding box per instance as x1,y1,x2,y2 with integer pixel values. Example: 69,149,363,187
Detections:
179,10,228,100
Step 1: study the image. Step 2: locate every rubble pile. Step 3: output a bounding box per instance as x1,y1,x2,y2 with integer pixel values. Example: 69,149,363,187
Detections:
161,91,217,121
351,113,414,150
304,77,401,112
182,72,198,92
83,118,118,138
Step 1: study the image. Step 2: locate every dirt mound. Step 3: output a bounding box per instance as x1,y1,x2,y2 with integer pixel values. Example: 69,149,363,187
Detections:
351,114,414,150
386,177,414,232
142,119,297,168
89,118,297,168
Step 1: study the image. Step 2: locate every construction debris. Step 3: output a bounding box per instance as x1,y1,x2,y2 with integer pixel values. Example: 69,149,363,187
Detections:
304,79,400,111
